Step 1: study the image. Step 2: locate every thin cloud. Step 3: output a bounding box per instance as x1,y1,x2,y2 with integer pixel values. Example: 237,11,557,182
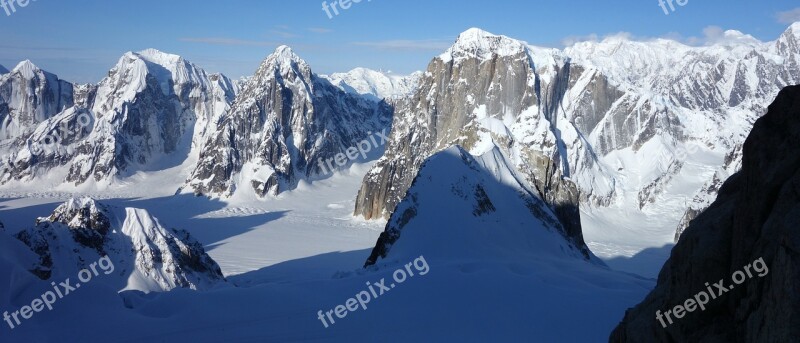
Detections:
561,33,600,47
180,37,277,47
269,29,299,39
777,8,800,24
308,27,333,34
559,26,765,48
561,32,641,47
351,39,453,52
667,26,760,46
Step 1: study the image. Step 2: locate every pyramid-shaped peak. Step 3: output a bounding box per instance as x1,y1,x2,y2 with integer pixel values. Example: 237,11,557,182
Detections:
257,45,310,74
267,45,306,64
12,60,41,79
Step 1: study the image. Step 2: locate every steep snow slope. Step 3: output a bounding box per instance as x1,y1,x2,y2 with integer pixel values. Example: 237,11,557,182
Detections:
366,145,596,266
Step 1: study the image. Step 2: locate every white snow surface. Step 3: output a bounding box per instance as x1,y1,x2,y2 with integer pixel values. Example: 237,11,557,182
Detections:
0,156,651,342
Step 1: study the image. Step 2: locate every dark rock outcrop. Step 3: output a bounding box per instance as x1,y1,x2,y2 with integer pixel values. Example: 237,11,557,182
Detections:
611,85,800,342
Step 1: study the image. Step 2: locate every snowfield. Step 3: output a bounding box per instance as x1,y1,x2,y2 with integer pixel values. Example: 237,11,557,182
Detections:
0,161,652,342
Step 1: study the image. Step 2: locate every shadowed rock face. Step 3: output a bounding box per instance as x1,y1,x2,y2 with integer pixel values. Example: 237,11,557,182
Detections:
611,85,800,342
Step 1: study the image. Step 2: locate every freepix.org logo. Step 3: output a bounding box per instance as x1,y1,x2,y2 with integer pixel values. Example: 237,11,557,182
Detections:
321,0,371,19
1,0,37,17
658,0,688,15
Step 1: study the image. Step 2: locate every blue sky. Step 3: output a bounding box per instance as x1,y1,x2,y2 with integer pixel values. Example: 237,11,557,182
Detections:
1,0,799,83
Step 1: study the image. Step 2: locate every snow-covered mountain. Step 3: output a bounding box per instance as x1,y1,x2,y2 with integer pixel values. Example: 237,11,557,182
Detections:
355,25,800,251
0,60,74,143
12,198,225,292
0,49,237,186
365,145,597,267
184,46,393,197
322,67,422,101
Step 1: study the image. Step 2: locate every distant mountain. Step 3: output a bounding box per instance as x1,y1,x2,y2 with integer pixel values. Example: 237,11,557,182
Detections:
184,46,393,197
14,198,225,292
0,49,236,186
365,145,596,267
0,60,74,143
612,85,800,342
323,67,422,101
0,64,8,74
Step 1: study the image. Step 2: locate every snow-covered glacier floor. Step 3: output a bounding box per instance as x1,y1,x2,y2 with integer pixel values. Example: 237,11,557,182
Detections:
0,161,662,342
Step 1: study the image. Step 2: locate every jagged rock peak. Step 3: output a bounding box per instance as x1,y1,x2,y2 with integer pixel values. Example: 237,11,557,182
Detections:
259,45,310,73
18,197,226,292
41,197,114,232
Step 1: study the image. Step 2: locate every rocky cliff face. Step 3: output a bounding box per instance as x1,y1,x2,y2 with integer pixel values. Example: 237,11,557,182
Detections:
14,198,226,292
184,46,393,197
611,85,800,342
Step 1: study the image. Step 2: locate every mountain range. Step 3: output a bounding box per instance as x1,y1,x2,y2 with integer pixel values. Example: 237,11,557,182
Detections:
1,23,799,269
